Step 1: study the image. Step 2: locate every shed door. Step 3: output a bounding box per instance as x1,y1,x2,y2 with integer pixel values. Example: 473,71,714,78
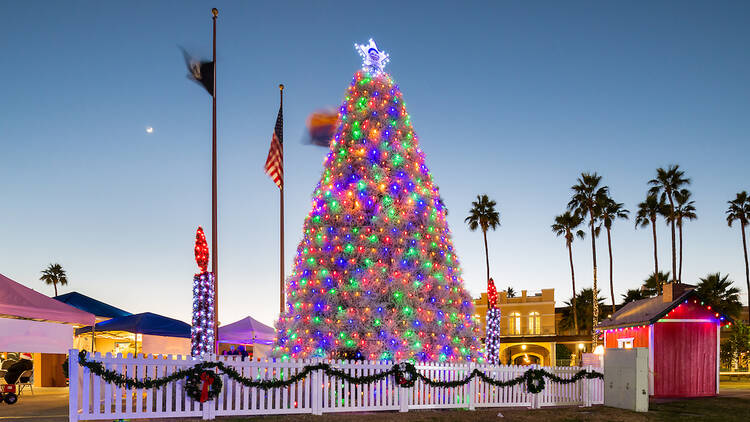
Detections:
653,321,716,397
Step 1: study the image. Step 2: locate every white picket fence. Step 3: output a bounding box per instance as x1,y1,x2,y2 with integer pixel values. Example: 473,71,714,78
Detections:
68,349,603,421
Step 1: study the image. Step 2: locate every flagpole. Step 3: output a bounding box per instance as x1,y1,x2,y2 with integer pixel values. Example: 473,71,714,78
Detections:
211,7,219,354
279,84,285,314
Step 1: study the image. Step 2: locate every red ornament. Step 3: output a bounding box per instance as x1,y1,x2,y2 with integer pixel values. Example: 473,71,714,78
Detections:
487,278,497,309
195,227,209,273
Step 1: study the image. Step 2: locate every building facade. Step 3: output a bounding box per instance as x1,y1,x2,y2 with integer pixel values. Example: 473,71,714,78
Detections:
474,288,594,366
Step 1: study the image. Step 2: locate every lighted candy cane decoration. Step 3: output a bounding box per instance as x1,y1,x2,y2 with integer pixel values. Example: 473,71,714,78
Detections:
191,227,215,356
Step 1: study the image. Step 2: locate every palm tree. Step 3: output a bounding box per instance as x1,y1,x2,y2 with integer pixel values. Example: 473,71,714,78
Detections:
40,263,68,296
635,194,668,294
695,273,742,320
642,271,671,297
726,191,750,323
465,194,501,291
505,286,516,298
648,165,691,283
568,172,608,344
552,211,585,334
673,189,697,282
600,196,629,314
558,288,606,335
621,289,648,304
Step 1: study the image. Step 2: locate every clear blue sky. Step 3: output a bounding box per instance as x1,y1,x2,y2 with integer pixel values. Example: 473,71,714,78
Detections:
2,1,749,327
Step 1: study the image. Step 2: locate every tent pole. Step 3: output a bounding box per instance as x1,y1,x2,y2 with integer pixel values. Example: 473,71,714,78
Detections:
92,324,96,353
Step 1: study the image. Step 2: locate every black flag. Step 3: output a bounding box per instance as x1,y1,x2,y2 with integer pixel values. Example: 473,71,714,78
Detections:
181,48,214,96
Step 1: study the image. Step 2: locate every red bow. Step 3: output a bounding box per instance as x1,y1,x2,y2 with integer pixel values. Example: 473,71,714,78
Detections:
199,372,215,403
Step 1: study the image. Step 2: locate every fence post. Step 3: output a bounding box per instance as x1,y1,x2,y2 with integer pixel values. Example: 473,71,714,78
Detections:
200,354,213,420
68,349,79,422
580,365,589,407
399,385,408,412
585,365,593,407
531,364,540,409
468,362,476,411
210,354,218,419
312,359,322,415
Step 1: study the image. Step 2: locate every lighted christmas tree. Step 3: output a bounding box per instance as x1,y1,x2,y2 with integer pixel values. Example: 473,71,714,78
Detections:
273,40,480,362
485,278,501,364
191,226,215,356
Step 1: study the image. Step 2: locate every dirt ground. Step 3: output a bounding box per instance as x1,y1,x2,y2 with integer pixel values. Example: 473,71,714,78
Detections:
4,382,749,422
215,397,749,422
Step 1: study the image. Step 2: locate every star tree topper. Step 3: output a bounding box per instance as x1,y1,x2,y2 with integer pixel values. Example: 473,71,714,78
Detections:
355,38,390,75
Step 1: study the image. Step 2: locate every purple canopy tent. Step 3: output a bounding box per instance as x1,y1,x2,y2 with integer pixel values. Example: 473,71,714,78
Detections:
218,316,275,346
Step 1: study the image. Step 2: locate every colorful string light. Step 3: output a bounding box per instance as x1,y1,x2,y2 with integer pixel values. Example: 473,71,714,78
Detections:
600,298,733,336
272,41,480,362
191,226,215,356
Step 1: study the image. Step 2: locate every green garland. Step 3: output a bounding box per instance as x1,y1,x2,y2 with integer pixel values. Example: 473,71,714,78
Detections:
76,350,602,399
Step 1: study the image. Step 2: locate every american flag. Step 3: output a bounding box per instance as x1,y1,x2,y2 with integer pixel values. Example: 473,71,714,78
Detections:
265,104,283,189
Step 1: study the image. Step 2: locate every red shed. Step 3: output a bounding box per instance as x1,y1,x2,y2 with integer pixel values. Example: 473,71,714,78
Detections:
596,283,732,398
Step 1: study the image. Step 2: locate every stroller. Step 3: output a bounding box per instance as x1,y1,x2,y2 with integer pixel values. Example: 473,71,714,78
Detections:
0,357,32,405
0,384,18,405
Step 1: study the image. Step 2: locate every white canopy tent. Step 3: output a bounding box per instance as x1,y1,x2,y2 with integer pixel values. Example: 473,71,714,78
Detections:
0,273,95,353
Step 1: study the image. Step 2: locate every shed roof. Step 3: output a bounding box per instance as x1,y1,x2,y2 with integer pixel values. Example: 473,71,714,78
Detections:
54,291,132,319
596,286,696,329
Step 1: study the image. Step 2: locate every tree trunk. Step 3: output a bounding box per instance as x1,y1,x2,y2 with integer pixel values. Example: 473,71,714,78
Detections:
607,226,615,314
651,216,660,294
567,239,579,334
483,229,490,305
589,207,599,347
741,221,749,324
668,194,677,283
678,221,683,282
53,282,58,297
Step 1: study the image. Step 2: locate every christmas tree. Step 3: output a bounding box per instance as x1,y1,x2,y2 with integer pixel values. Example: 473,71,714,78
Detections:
273,40,480,362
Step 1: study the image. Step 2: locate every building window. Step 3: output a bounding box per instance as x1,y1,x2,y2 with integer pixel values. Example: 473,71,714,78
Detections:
617,337,634,349
529,312,541,334
509,312,521,335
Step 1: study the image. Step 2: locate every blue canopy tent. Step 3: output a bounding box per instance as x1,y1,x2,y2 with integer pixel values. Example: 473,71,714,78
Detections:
54,292,131,320
75,313,190,338
76,313,191,355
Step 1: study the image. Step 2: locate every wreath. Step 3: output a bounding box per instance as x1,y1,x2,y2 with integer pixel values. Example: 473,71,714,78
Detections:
185,370,222,403
525,369,545,394
394,362,417,388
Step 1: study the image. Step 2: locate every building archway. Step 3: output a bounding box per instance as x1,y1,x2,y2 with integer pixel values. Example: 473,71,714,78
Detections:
501,343,551,366
511,352,543,366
